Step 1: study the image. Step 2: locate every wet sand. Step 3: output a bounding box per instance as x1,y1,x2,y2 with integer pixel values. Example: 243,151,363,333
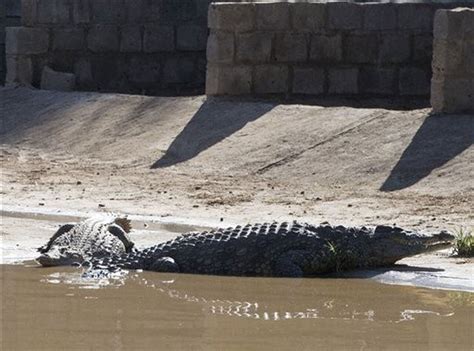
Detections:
1,265,473,350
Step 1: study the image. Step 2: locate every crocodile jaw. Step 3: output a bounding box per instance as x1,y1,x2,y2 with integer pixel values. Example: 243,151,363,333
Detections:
36,248,83,267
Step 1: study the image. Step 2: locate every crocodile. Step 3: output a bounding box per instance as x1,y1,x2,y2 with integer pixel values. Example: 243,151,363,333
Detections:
84,222,454,277
37,216,135,267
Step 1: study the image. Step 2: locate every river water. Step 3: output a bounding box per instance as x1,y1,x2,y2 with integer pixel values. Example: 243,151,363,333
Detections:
1,264,473,350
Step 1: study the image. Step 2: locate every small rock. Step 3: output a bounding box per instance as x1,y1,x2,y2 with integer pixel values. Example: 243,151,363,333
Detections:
98,204,105,208
220,217,224,222
76,181,82,185
39,202,44,206
193,205,199,208
195,186,202,190
144,223,148,228
347,204,353,207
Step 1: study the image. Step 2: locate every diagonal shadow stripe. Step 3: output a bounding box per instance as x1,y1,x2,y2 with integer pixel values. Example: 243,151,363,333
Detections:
380,113,474,192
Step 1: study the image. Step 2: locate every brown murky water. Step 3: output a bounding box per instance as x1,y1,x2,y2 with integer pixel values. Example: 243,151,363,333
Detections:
1,264,473,350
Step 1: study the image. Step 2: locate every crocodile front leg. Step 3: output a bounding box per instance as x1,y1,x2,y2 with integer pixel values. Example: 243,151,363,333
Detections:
149,257,180,273
272,250,312,278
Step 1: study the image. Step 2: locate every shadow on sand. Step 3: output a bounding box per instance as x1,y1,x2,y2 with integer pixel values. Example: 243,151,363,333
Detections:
380,113,474,192
151,99,276,168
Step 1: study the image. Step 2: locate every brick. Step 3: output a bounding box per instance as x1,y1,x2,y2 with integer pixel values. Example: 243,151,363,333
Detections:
208,4,255,32
236,32,272,64
292,3,325,33
256,2,290,30
21,0,38,26
88,25,119,52
207,31,234,64
41,66,75,91
327,2,362,30
292,67,324,95
328,68,359,95
413,35,433,63
37,0,71,24
6,27,49,55
127,56,161,84
206,64,252,95
398,4,434,31
275,33,308,63
177,25,208,51
6,55,32,85
73,0,90,24
91,0,125,24
310,34,342,63
363,4,397,30
379,34,410,63
345,35,378,64
120,26,141,52
360,67,396,95
53,28,85,51
143,25,174,53
254,65,288,94
163,57,195,84
399,67,431,96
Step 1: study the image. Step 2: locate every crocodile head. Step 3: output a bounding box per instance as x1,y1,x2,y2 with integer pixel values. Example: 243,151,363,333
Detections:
367,226,455,266
36,246,84,267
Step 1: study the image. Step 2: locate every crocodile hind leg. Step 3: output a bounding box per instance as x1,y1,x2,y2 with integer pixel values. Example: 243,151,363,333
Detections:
149,257,180,273
272,250,311,278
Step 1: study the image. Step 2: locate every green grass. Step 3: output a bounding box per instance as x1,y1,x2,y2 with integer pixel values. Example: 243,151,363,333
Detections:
453,228,474,257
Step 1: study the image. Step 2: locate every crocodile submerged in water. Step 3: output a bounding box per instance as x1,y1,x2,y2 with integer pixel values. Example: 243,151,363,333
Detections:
37,216,135,267
84,222,454,277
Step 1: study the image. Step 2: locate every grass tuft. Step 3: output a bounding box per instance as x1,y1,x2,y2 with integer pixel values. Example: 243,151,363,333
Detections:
453,228,474,257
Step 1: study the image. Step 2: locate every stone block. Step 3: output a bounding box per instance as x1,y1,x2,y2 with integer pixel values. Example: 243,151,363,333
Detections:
255,2,290,31
163,56,195,84
363,3,397,30
73,0,90,24
413,35,433,63
127,56,161,84
88,25,119,52
379,34,410,64
254,65,288,94
327,2,362,30
74,58,94,88
292,3,325,33
328,68,359,95
432,39,464,79
41,66,75,91
21,0,38,26
143,25,175,53
177,25,208,51
6,27,49,55
160,0,196,23
275,33,308,63
207,31,234,64
310,34,342,63
208,3,255,32
53,28,85,51
120,26,141,52
345,35,378,64
434,8,471,41
292,67,324,95
431,78,474,114
399,67,431,96
37,0,71,25
206,64,252,95
125,0,146,23
360,67,396,95
91,0,125,24
6,55,32,85
398,4,434,31
236,32,272,64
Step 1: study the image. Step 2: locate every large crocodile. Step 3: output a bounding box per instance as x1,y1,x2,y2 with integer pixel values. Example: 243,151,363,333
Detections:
37,216,135,267
84,222,454,277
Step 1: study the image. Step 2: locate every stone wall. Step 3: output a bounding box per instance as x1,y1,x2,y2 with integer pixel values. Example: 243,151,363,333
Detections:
6,0,224,94
431,8,474,113
206,1,474,98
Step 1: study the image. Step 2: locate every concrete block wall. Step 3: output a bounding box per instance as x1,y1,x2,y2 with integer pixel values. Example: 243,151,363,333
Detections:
1,1,22,85
206,1,474,98
5,0,223,94
431,8,474,113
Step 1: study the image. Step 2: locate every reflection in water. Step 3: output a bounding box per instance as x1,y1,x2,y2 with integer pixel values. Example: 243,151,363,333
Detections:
2,265,473,350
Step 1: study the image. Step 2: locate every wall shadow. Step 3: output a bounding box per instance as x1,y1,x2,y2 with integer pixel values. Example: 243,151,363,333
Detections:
381,113,474,192
151,99,276,168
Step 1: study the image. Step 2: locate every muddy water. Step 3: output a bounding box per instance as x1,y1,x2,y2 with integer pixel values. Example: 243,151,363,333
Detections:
1,265,473,350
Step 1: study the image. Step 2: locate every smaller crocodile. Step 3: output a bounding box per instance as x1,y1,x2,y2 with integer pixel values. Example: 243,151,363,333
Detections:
37,216,135,267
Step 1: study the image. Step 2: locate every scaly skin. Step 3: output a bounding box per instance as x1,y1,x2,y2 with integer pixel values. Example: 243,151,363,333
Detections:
85,222,454,277
37,216,135,267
